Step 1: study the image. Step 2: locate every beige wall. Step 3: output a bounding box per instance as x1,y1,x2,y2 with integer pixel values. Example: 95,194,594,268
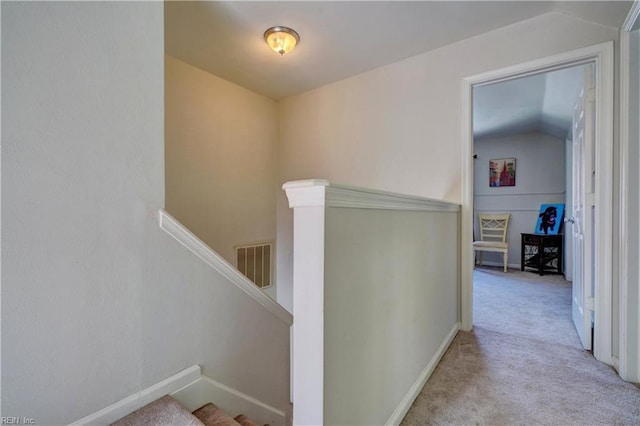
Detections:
276,11,618,314
3,4,289,422
165,56,278,298
324,207,459,424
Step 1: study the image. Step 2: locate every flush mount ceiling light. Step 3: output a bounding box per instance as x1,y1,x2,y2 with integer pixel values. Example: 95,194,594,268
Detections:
264,26,300,56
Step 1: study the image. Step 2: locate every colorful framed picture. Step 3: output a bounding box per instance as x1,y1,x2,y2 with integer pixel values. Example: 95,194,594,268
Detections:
535,204,565,235
489,158,516,187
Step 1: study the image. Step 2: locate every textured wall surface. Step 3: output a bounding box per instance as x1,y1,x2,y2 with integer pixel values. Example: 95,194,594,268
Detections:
2,3,289,423
276,12,618,320
473,132,566,267
323,207,459,424
165,56,277,302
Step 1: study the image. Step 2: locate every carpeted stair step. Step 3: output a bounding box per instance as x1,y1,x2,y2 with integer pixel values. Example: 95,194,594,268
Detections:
110,395,204,426
192,403,260,426
109,395,263,426
233,414,260,426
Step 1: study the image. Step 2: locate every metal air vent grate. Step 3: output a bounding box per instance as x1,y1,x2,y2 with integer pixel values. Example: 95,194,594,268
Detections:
235,242,272,289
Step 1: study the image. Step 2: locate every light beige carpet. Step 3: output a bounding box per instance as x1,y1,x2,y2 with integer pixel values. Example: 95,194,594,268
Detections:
401,267,640,426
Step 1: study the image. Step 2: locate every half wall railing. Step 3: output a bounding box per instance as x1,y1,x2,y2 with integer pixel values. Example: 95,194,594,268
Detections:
284,180,461,425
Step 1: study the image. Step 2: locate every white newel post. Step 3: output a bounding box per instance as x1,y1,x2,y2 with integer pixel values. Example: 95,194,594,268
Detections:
283,180,329,426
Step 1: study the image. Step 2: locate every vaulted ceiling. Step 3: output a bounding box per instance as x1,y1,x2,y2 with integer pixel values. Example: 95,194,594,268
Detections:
165,1,631,100
165,1,631,141
473,65,585,141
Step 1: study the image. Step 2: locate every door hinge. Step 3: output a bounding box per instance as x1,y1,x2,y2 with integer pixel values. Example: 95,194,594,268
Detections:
586,296,595,312
586,192,596,207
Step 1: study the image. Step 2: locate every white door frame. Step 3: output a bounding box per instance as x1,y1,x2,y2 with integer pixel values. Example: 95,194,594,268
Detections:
618,0,640,382
460,42,614,366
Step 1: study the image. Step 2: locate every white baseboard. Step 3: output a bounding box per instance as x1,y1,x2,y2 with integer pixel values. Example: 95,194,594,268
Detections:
69,365,201,425
612,356,620,371
69,365,286,426
384,323,459,426
475,260,520,269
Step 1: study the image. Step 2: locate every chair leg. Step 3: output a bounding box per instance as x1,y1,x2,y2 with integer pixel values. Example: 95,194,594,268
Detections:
503,252,508,272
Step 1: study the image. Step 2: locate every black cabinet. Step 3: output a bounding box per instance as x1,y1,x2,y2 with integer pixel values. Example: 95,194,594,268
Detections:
521,233,563,276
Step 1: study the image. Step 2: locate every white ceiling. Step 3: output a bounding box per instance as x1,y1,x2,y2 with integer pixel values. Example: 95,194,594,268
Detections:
165,1,631,100
473,65,585,140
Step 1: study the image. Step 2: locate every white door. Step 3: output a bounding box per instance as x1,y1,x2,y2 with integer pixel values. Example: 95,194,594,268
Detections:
564,139,574,281
571,64,595,350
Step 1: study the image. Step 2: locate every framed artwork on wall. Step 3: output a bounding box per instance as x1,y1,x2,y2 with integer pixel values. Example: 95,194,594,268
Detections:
489,158,516,187
535,204,565,235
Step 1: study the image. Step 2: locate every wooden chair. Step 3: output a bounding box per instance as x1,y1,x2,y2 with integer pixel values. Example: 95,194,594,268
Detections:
473,213,510,272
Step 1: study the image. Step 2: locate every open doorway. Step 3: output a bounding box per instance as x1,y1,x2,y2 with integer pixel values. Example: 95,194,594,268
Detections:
460,42,614,366
472,65,585,276
470,64,588,351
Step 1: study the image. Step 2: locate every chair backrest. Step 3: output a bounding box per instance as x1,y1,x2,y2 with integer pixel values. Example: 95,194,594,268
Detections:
478,213,510,242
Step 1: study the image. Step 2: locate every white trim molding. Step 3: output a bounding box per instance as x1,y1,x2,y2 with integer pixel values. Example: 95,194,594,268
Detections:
284,180,461,425
69,365,287,426
474,191,566,198
478,261,521,270
70,366,202,425
461,42,615,365
286,189,326,425
282,179,329,208
623,0,640,32
618,0,640,384
283,179,460,212
618,7,631,382
461,78,474,331
384,324,459,426
474,208,547,213
159,209,293,326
